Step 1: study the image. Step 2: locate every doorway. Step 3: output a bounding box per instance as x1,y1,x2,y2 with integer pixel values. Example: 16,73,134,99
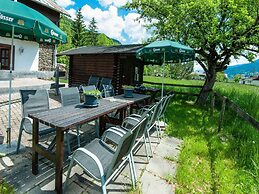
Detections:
0,44,14,70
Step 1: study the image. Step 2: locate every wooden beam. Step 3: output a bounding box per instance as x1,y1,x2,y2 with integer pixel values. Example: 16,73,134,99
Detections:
143,81,203,88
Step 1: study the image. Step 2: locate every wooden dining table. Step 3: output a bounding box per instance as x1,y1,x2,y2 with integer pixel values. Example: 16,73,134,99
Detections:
28,94,150,194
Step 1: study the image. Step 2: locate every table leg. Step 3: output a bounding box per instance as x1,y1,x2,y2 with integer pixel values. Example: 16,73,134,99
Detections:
119,107,127,122
32,119,39,175
55,129,64,194
99,116,106,136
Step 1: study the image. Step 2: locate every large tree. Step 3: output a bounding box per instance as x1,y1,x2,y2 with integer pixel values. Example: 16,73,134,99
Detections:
71,8,87,47
126,0,259,104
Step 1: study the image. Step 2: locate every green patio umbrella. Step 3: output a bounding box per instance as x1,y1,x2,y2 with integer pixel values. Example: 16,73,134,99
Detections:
0,0,67,149
136,40,195,97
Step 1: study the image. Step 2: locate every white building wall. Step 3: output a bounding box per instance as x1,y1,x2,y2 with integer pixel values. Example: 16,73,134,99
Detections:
251,80,259,86
0,37,39,71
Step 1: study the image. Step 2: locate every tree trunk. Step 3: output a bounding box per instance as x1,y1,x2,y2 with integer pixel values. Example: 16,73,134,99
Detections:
196,65,216,105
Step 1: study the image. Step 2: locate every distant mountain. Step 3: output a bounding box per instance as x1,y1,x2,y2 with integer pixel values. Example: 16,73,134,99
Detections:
225,59,259,78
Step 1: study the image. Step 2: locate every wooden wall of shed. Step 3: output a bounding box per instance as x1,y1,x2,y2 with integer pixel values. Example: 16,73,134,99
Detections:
68,53,144,94
69,54,115,87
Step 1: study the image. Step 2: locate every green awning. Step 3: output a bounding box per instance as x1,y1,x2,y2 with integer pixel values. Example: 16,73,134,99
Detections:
0,0,67,44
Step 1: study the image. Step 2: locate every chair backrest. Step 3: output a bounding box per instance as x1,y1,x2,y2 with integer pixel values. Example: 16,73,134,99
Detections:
82,85,96,92
106,116,147,178
99,77,112,87
149,96,166,126
20,89,50,118
88,76,100,88
159,94,174,117
102,84,114,98
59,87,80,107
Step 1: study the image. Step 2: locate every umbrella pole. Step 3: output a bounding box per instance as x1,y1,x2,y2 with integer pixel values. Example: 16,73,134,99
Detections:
53,45,59,96
7,26,14,148
161,52,165,98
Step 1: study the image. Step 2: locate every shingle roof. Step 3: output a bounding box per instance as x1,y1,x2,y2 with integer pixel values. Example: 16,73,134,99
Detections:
57,44,144,56
31,0,69,16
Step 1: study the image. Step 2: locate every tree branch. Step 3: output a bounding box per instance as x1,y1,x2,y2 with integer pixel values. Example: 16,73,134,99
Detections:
196,57,209,77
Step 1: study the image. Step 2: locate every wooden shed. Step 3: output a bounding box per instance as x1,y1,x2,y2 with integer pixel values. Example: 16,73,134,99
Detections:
58,44,145,94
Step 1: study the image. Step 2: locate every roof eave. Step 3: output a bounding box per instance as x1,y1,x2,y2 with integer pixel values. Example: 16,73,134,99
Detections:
30,0,70,16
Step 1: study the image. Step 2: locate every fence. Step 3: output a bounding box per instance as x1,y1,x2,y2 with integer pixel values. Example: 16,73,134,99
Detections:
211,91,259,131
143,80,259,131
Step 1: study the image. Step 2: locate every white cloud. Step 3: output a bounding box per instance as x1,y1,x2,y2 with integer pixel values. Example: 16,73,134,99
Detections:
124,13,152,43
55,0,75,8
66,8,76,19
81,5,126,42
98,0,131,7
64,3,151,44
230,56,249,66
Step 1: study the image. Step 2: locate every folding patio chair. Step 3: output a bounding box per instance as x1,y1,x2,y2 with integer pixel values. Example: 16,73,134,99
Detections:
81,85,96,92
158,93,174,123
101,84,115,98
16,89,56,153
102,105,154,162
88,75,100,88
59,87,81,153
64,116,148,194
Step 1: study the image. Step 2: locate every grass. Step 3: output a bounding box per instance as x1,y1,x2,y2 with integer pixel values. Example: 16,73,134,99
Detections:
214,82,259,120
164,99,258,193
59,78,68,83
0,180,14,194
143,76,258,193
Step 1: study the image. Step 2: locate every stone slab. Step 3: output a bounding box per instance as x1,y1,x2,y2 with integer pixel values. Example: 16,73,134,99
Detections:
140,170,174,194
146,155,176,179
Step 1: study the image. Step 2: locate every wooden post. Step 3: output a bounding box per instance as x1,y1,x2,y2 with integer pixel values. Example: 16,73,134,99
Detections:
218,96,227,132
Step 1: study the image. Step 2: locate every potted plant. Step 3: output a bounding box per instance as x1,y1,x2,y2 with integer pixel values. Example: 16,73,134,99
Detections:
122,85,135,98
83,89,102,107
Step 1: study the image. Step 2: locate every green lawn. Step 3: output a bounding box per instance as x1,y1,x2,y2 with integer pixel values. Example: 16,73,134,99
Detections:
166,100,258,193
144,76,259,193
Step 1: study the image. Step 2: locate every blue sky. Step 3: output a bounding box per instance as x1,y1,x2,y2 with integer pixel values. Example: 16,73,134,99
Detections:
55,0,152,44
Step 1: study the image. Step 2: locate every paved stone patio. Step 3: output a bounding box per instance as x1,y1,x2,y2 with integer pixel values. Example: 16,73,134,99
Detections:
0,81,182,193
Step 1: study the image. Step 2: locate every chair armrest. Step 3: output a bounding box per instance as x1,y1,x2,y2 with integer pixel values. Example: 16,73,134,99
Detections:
129,114,141,118
20,117,33,133
73,147,105,179
122,116,141,129
102,127,124,141
101,127,125,146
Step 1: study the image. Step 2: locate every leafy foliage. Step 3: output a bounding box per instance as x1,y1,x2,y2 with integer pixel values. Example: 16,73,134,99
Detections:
234,74,242,83
144,61,194,79
126,0,259,103
216,72,228,82
0,180,14,194
83,89,101,97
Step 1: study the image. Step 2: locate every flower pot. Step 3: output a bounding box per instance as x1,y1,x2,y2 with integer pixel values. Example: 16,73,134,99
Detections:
123,88,134,98
84,94,99,107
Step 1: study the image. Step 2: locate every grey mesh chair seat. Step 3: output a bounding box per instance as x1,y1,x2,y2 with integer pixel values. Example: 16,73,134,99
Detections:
81,85,96,92
22,119,55,135
88,75,100,88
101,84,115,98
72,138,114,179
16,89,55,153
59,87,81,153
